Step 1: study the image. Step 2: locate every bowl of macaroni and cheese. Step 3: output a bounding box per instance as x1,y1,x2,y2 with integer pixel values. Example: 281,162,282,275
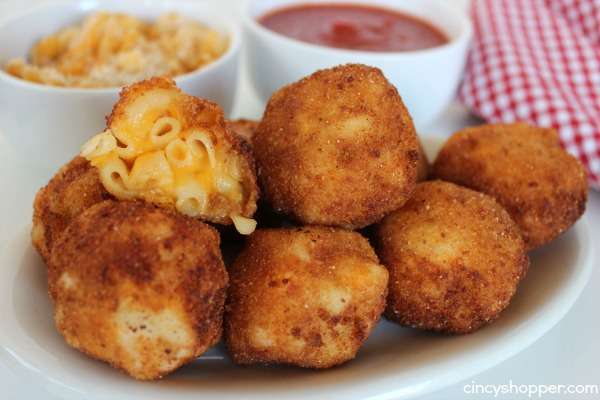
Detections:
0,0,240,170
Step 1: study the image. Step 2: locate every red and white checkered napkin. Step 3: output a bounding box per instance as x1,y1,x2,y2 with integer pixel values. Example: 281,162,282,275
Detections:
459,0,600,189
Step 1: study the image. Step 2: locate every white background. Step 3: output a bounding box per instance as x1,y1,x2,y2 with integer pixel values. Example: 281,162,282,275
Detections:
0,0,598,399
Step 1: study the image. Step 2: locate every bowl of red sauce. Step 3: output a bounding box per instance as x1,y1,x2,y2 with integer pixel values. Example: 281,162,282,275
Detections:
243,0,472,128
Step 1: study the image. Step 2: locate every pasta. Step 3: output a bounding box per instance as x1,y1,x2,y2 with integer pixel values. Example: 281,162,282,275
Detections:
165,139,194,168
97,156,135,199
81,130,117,158
215,174,243,202
82,77,258,233
230,214,257,236
4,12,228,88
175,179,208,217
186,129,217,168
128,151,174,192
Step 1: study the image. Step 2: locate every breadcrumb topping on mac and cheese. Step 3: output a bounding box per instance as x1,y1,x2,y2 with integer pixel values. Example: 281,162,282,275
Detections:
4,12,228,88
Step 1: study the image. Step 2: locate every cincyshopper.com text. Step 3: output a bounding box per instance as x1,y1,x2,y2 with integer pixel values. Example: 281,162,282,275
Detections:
464,380,600,398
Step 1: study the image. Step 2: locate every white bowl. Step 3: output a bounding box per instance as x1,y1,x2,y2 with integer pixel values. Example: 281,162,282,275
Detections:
0,0,241,170
243,0,472,129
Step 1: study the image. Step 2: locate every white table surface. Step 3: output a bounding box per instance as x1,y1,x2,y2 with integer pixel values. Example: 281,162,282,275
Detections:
0,1,598,399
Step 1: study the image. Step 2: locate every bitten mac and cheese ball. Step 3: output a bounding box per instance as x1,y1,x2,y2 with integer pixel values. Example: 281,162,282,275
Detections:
254,64,419,229
225,227,388,368
432,123,587,250
32,156,111,262
82,77,259,234
48,200,228,380
377,181,528,334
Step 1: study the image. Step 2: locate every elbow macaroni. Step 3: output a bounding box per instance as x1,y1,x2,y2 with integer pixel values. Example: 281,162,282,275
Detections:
231,215,257,236
81,130,117,158
150,117,181,148
98,156,135,199
82,87,255,234
165,139,194,168
186,129,218,168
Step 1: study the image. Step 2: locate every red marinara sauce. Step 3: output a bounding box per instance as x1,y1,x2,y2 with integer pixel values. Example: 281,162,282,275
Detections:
259,3,449,52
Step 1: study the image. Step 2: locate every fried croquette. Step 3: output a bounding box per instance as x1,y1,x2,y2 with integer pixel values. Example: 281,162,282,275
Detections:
48,200,228,380
228,118,259,145
32,156,111,262
225,227,389,368
432,123,587,250
416,139,429,182
254,64,419,229
377,181,528,334
81,77,259,234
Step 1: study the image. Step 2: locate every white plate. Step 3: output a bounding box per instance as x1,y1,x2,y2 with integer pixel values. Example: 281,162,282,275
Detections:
0,136,593,400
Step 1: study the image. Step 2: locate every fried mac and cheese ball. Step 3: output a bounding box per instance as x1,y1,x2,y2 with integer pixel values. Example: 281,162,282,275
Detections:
32,156,111,262
225,227,388,368
254,64,419,229
377,181,528,334
82,77,259,234
432,123,587,249
48,200,228,380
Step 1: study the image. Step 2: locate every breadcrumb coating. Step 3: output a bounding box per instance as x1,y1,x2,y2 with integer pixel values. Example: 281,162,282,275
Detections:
48,200,228,380
32,156,111,262
225,227,388,368
432,123,587,249
227,119,259,145
377,181,529,334
254,64,419,229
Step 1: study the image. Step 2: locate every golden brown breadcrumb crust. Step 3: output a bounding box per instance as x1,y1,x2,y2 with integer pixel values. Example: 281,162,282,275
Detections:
253,64,419,229
48,200,228,380
225,227,388,368
416,139,429,182
377,181,529,334
228,118,259,146
106,76,259,224
32,156,111,262
432,123,587,250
